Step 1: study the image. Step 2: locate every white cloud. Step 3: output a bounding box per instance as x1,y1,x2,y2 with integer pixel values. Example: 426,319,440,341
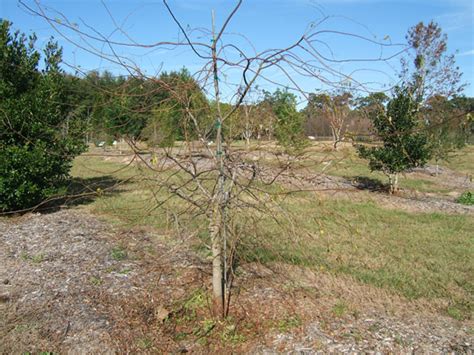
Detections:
458,49,474,56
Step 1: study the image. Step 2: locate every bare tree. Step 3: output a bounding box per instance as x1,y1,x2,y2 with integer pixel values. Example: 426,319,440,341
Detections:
305,91,353,149
21,0,405,316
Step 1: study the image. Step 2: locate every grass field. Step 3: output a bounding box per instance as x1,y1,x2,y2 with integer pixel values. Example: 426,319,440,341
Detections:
70,144,474,320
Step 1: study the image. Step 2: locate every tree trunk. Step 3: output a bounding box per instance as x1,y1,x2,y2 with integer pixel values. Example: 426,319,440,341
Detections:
210,10,225,316
388,173,399,194
331,129,339,150
209,201,223,315
243,128,251,150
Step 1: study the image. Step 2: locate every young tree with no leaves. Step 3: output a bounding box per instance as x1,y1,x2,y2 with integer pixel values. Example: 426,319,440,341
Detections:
19,0,406,316
305,91,353,149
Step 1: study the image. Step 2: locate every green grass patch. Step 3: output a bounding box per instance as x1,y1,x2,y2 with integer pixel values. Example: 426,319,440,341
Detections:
111,246,127,261
457,191,474,205
275,315,302,331
332,300,349,317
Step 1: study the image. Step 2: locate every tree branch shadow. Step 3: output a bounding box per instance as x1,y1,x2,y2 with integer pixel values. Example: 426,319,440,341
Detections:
38,175,127,213
349,175,388,193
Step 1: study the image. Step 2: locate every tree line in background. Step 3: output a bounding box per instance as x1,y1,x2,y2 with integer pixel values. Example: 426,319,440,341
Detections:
44,61,474,148
1,17,473,211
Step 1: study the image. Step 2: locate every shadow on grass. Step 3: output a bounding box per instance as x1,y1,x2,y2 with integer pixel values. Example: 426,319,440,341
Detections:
349,176,388,193
38,175,127,213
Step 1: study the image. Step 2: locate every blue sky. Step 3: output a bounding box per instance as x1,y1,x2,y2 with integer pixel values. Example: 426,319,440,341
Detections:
2,0,473,102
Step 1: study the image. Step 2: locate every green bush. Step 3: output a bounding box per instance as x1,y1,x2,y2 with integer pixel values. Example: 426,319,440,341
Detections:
0,20,85,212
357,87,432,193
456,191,474,206
263,89,308,152
0,144,71,211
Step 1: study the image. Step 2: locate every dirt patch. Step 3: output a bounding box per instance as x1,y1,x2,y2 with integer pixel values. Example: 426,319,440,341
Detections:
269,167,474,215
410,165,473,190
0,209,209,353
0,211,126,353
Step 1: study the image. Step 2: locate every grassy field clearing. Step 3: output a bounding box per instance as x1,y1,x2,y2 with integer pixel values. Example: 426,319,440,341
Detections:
70,144,474,320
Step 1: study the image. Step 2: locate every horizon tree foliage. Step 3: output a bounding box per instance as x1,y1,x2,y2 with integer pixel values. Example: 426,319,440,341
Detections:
358,87,432,194
451,96,474,141
154,68,211,144
304,93,332,137
227,88,266,148
401,20,464,104
229,103,259,147
85,73,152,142
355,92,389,119
0,20,86,212
59,67,210,146
61,70,126,144
422,95,472,171
351,92,390,140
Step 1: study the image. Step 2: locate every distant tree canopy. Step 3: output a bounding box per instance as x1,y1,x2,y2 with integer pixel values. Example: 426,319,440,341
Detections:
64,68,211,146
0,20,85,211
351,92,389,139
401,20,464,103
422,95,473,165
304,93,333,137
355,92,389,119
450,96,474,141
263,89,307,151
